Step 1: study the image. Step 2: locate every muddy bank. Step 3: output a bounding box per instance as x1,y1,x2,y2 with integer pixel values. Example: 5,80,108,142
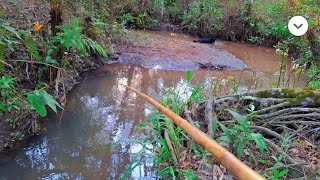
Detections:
114,31,247,71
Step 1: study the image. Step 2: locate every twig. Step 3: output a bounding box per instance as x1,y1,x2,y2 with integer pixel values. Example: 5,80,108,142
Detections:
184,106,195,125
7,59,62,70
26,62,29,80
59,69,66,124
164,130,179,165
215,97,238,104
288,125,310,139
299,127,320,137
263,163,305,173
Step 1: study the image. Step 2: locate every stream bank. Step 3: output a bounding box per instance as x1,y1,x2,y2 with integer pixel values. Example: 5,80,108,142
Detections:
0,30,307,179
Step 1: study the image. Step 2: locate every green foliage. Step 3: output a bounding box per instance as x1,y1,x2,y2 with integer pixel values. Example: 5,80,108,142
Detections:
183,169,197,180
0,76,21,116
4,118,18,128
186,70,192,82
158,166,178,179
85,38,108,58
0,22,21,72
121,138,150,180
187,83,204,105
217,109,267,158
307,64,320,89
248,36,259,44
23,33,42,61
264,135,290,179
182,0,222,36
55,19,86,54
271,168,288,180
142,81,201,179
0,22,21,40
0,76,62,118
92,19,126,43
27,90,62,117
120,13,147,29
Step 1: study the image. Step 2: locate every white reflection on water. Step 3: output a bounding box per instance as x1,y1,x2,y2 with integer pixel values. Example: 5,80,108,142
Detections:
25,137,49,170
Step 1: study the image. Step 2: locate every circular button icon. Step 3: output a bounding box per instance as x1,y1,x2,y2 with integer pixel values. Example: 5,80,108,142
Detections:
288,16,308,36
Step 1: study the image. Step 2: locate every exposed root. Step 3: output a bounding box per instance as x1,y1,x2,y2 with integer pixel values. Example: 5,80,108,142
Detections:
251,126,283,140
192,88,320,178
254,102,290,115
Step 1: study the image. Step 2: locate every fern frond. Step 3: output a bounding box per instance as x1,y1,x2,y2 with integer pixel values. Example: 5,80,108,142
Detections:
0,24,21,40
85,38,108,58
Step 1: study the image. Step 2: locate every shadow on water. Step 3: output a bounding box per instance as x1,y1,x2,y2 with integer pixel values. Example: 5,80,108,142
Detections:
0,31,305,179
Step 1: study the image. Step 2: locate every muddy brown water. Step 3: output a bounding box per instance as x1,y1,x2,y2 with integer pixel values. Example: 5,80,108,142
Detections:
0,31,304,179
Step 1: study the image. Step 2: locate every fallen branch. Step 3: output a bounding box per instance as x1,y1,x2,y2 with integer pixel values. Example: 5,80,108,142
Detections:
205,98,214,136
125,85,265,180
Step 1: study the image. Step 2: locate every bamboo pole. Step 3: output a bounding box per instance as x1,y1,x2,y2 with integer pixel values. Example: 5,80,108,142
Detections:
126,85,265,180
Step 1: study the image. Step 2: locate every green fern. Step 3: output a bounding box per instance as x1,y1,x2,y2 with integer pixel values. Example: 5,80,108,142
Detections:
85,38,107,58
55,19,88,55
0,23,22,72
0,23,21,40
53,19,107,58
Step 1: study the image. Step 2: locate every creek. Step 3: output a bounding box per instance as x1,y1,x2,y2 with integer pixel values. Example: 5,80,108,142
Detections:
0,31,304,179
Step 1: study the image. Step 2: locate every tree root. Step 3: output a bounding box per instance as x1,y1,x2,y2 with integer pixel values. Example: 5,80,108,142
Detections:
181,88,319,176
260,108,320,119
254,102,290,115
251,126,283,140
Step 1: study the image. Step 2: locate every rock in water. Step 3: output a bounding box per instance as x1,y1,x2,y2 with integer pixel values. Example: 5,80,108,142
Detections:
193,38,216,44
